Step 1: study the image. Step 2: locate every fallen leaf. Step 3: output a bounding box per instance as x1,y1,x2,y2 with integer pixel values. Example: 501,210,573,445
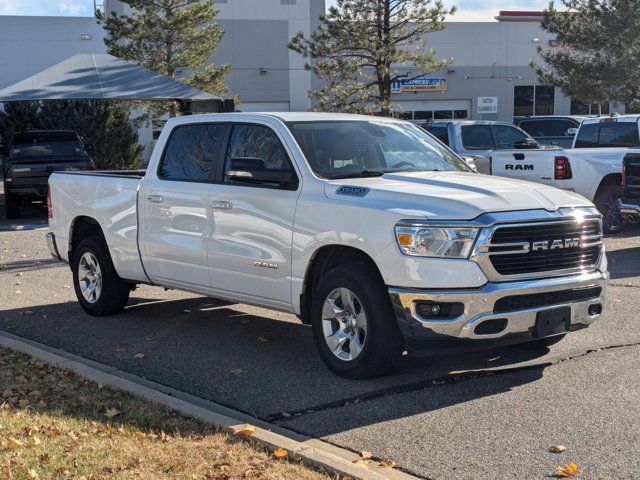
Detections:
6,437,24,450
272,448,288,459
144,336,154,341
257,336,270,343
15,290,22,294
361,450,372,459
27,469,39,479
231,424,255,436
15,272,23,276
379,460,396,468
133,353,145,359
38,453,50,463
31,436,41,445
105,408,120,418
555,462,579,478
113,347,126,353
230,368,247,376
18,310,34,316
63,285,71,289
549,445,568,453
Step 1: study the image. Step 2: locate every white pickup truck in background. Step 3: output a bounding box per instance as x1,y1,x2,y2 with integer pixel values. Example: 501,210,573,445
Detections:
486,115,640,233
46,112,608,379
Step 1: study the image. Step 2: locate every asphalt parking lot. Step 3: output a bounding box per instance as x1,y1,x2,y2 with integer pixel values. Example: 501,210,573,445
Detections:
1,199,640,479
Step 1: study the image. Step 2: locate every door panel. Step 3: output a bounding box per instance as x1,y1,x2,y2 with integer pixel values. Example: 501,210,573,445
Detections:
138,123,225,289
208,123,299,305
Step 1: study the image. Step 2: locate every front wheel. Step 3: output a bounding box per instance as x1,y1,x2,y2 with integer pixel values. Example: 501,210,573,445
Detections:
72,237,130,316
594,184,625,234
311,262,403,379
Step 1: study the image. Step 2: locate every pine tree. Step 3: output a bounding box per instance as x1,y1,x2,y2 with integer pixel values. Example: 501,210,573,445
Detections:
98,0,230,116
0,102,39,155
288,0,455,116
534,1,640,109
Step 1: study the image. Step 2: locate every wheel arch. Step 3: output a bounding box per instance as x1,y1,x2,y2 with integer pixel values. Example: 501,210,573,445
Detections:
298,244,384,324
68,216,106,261
592,172,622,200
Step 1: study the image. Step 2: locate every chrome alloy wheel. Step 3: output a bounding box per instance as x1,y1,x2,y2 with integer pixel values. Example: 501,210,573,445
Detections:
78,252,102,304
322,287,368,361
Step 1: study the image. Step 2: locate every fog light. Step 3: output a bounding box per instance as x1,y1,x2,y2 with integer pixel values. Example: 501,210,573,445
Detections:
416,302,464,319
588,304,602,316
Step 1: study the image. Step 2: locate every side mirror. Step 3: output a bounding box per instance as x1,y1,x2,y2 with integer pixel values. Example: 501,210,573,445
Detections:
566,128,578,137
228,157,297,189
514,138,539,149
461,155,478,172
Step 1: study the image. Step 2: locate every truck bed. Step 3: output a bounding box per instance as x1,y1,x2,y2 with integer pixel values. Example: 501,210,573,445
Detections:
48,170,148,283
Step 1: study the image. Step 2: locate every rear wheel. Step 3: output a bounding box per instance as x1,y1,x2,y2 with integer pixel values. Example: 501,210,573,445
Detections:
594,184,625,234
311,262,403,379
4,191,20,219
72,237,130,316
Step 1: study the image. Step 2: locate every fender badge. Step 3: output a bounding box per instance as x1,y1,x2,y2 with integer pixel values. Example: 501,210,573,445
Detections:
336,186,369,197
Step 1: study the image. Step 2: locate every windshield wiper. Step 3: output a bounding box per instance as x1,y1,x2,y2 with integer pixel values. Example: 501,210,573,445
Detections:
328,169,386,179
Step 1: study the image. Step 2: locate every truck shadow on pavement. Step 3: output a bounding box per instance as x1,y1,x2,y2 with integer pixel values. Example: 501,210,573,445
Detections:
604,246,640,280
0,295,548,432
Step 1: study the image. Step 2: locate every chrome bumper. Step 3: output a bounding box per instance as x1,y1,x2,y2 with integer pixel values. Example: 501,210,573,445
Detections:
45,232,64,262
618,199,640,219
390,270,608,341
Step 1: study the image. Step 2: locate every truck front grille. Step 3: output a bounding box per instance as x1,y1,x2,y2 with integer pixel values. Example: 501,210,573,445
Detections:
484,218,603,278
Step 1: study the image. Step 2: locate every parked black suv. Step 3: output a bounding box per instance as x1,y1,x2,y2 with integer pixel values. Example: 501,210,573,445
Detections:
3,131,94,219
515,116,588,148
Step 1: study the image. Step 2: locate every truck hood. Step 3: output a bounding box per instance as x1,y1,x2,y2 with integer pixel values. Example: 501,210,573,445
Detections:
324,171,593,220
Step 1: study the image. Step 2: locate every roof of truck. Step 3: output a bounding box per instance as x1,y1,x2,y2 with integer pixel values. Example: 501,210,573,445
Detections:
582,114,640,124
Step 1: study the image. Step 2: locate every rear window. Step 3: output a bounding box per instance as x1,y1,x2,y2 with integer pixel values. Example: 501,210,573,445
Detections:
11,132,85,157
424,126,449,146
575,122,640,148
519,119,577,137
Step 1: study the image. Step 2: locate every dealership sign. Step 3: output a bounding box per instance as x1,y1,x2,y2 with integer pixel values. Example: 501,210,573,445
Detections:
477,96,498,114
391,77,447,93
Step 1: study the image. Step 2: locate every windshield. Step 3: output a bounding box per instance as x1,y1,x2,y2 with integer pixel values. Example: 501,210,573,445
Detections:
11,132,86,157
287,120,472,179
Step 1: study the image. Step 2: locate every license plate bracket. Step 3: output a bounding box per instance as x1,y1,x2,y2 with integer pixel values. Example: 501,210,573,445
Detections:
534,307,571,338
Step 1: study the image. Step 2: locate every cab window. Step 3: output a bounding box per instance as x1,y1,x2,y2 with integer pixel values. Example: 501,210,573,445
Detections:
494,125,528,148
461,125,495,150
158,124,224,181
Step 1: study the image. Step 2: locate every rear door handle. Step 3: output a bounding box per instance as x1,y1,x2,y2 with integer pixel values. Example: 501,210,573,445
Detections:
210,200,233,210
147,194,164,203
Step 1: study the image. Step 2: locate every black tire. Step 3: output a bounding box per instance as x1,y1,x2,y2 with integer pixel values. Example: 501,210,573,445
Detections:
4,191,20,219
594,183,625,234
72,237,130,316
521,334,566,349
311,262,403,379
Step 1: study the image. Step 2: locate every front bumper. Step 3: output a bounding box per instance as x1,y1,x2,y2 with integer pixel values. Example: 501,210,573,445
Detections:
619,198,640,220
46,232,64,262
390,270,608,347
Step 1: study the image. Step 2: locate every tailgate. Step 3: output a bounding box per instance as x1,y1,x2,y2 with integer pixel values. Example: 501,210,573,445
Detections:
10,155,93,188
489,150,557,186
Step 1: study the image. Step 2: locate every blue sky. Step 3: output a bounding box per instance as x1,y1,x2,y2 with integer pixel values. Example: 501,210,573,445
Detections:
0,0,551,20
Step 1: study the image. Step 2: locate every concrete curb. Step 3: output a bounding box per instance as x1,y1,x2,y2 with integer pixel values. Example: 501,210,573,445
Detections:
0,331,420,480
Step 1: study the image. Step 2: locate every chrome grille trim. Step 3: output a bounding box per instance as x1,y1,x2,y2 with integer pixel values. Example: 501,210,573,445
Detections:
471,216,604,282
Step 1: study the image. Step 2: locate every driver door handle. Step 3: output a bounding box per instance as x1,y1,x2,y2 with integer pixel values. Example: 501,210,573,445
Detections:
147,194,164,203
210,200,233,210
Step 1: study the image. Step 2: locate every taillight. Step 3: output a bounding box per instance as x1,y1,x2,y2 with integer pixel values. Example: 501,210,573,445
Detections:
554,156,572,180
621,158,627,187
47,187,53,219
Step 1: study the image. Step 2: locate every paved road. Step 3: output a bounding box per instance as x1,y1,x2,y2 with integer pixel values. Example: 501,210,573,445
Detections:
1,206,639,479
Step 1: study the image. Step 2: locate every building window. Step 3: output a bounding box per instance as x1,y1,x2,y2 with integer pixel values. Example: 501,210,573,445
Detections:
571,100,610,115
396,109,467,121
514,85,555,117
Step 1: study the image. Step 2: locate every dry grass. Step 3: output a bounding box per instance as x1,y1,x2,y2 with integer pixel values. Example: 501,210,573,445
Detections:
0,347,331,480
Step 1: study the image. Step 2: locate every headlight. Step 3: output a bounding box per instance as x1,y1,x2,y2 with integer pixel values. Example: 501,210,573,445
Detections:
395,224,479,258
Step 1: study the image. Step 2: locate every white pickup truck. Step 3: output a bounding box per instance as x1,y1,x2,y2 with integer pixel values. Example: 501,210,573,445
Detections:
46,113,608,379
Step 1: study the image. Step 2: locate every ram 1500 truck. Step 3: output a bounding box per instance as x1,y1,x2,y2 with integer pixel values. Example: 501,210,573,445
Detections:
619,152,640,223
46,113,608,379
3,131,94,219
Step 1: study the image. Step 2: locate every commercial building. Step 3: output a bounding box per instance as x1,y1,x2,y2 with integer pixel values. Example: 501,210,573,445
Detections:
0,4,624,159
